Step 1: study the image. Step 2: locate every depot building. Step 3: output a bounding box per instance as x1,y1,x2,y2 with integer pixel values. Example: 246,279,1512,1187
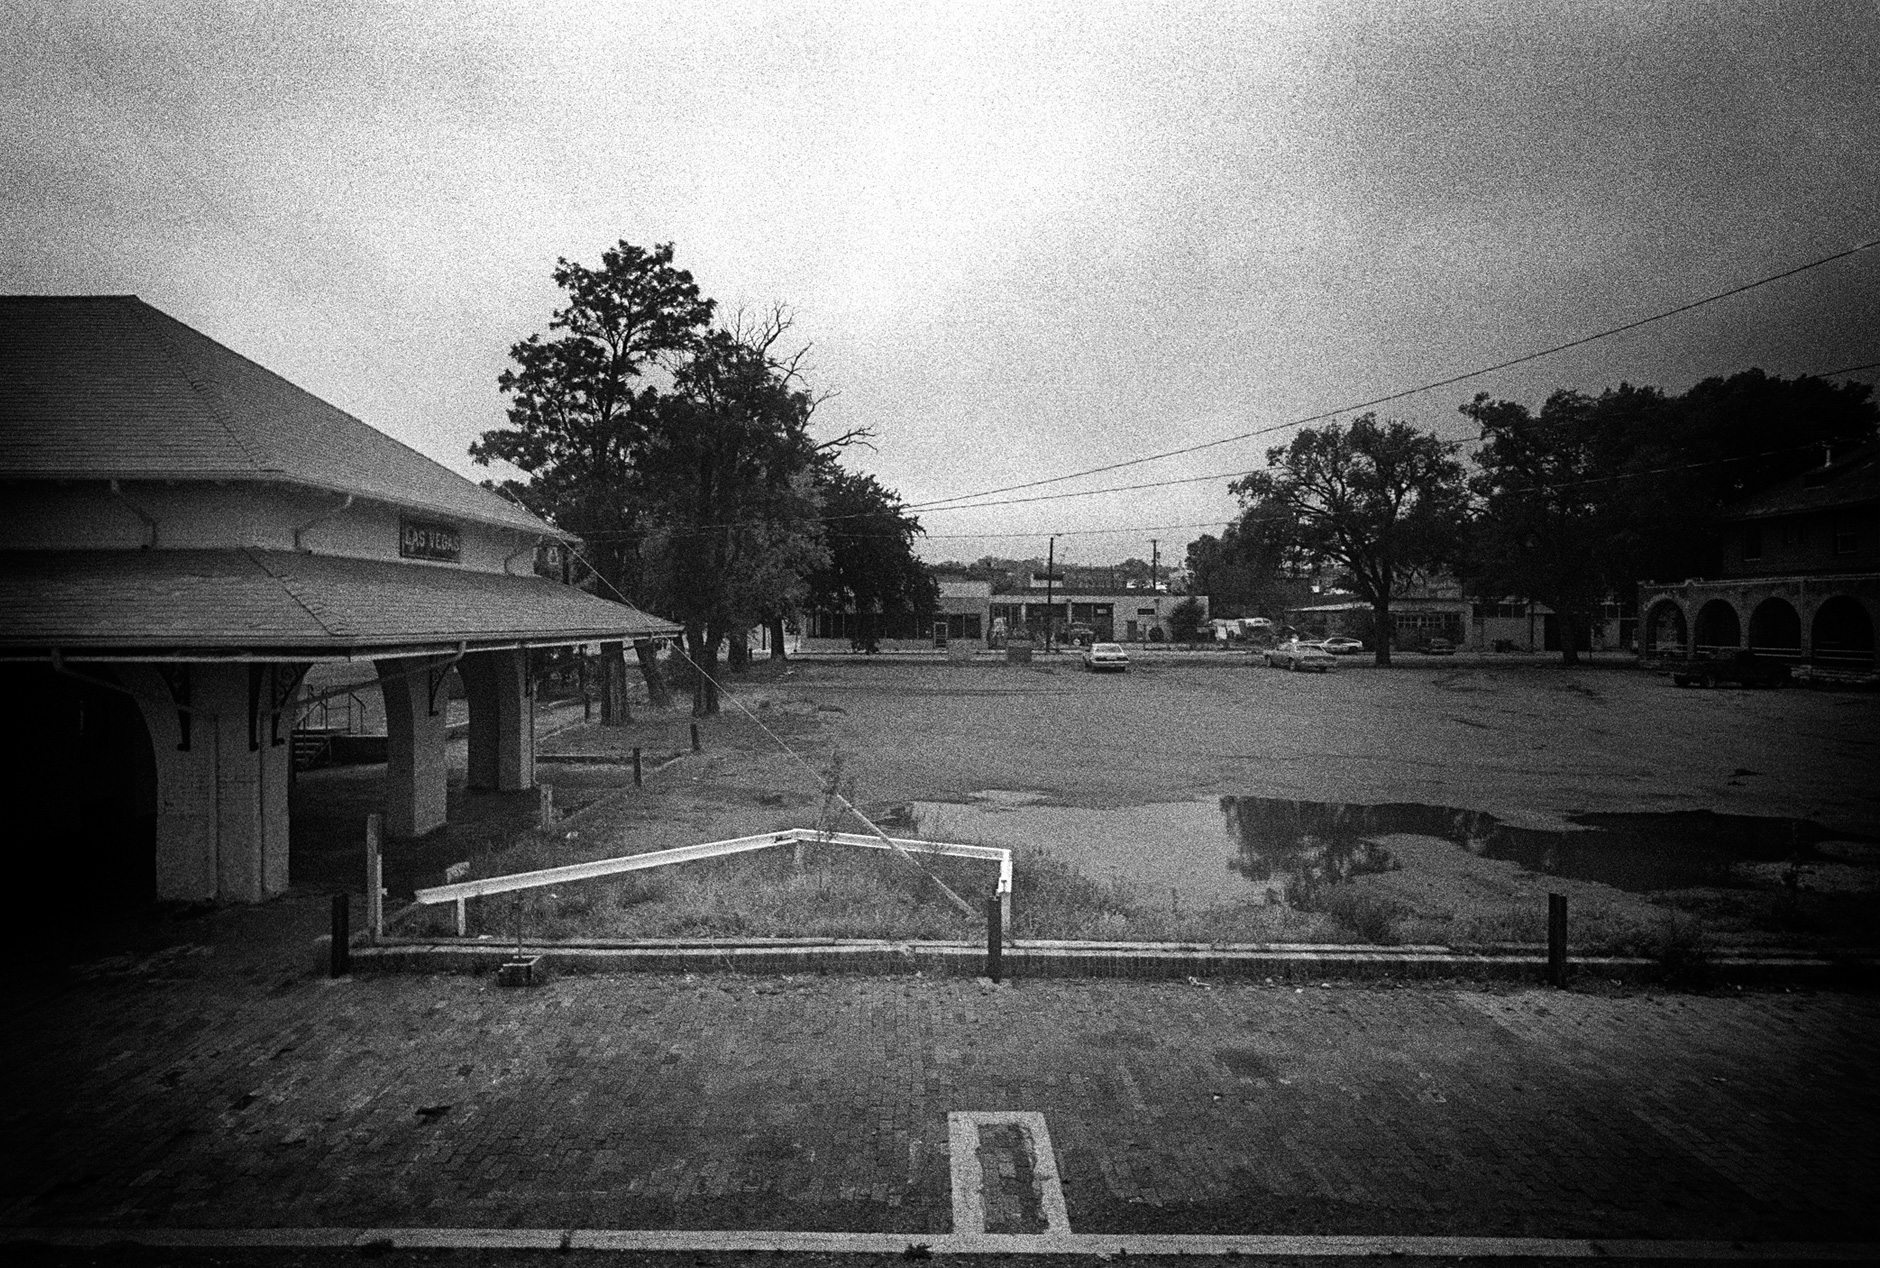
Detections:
0,295,679,907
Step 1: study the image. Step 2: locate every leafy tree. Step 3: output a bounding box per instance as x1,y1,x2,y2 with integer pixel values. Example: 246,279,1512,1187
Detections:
804,463,938,654
1168,595,1207,647
636,313,831,714
1462,371,1877,663
1231,414,1468,666
471,241,714,714
1461,389,1645,665
1185,498,1314,620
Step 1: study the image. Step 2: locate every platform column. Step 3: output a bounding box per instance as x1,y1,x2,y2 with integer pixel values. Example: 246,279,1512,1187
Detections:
460,648,534,793
378,654,453,839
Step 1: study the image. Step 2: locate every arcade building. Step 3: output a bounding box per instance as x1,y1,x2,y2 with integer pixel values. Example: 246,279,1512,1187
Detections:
0,295,679,908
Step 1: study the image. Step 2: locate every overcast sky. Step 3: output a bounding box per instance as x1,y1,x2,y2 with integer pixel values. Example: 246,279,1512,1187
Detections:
5,1,1877,567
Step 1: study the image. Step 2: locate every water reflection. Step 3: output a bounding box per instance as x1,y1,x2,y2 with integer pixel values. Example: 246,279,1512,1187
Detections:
1219,798,1408,905
1220,798,1876,894
913,793,1878,906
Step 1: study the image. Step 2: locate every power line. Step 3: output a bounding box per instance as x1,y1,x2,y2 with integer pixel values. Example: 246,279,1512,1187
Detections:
902,236,1880,514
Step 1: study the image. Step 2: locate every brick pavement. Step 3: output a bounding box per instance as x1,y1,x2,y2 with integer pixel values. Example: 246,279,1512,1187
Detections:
3,911,1877,1242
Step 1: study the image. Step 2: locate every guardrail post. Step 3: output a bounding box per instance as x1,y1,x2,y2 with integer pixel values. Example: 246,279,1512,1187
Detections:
538,785,554,830
329,894,350,978
690,722,701,753
453,897,467,937
365,813,384,941
1548,893,1568,987
632,746,642,787
985,895,1003,983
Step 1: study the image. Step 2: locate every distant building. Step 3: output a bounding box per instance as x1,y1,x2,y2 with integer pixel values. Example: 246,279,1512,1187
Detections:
1637,443,1878,672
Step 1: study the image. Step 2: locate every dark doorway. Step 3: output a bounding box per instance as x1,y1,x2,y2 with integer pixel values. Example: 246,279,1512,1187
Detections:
1812,596,1876,665
0,666,159,943
1748,598,1803,658
1694,599,1741,652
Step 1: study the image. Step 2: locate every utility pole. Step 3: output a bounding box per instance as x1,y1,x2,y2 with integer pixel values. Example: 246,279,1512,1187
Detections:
1150,539,1159,593
1045,535,1057,653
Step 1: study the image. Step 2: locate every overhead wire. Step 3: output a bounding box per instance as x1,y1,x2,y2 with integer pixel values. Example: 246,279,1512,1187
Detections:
899,236,1880,514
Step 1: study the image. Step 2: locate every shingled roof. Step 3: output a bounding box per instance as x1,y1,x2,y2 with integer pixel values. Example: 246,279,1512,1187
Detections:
1725,442,1880,521
0,549,681,659
0,295,547,534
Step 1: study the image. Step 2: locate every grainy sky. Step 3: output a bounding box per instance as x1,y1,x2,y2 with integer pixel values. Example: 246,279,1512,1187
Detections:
5,1,1877,565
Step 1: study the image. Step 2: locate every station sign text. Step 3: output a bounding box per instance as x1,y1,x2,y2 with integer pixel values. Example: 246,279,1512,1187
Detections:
400,517,461,562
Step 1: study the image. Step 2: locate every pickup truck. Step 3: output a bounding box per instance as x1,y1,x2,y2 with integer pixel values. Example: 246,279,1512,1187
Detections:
1669,650,1792,689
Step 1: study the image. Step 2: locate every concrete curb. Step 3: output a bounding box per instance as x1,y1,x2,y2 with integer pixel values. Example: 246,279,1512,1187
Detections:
6,1226,1877,1259
349,936,1875,986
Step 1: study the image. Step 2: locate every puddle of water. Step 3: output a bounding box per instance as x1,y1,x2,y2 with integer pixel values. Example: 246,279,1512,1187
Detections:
912,796,1880,905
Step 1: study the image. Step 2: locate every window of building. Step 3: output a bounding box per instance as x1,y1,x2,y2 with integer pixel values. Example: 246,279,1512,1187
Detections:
1742,523,1762,561
1833,515,1858,556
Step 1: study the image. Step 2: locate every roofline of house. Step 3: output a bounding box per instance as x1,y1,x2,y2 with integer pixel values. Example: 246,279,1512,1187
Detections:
0,472,557,536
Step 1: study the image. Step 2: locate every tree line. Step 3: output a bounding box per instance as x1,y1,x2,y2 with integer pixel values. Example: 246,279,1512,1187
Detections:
472,241,936,716
1191,371,1877,665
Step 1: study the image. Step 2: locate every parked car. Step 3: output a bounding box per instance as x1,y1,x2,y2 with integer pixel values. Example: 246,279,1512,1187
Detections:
1081,642,1130,672
1320,636,1365,655
1264,639,1337,672
1669,650,1791,689
1422,637,1457,655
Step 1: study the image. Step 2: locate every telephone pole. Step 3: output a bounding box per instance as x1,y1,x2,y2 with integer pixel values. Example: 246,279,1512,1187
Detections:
1150,539,1159,593
1045,535,1057,653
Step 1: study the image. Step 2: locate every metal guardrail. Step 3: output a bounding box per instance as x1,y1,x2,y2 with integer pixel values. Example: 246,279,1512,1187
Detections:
409,828,1014,937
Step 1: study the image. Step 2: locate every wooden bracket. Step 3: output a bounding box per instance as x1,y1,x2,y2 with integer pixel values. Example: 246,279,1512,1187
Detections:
157,665,192,751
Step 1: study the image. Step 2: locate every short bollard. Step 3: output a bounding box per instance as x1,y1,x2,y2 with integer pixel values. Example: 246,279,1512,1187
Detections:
1547,892,1568,987
329,894,350,978
986,895,1003,984
632,746,643,787
690,722,701,753
538,784,555,830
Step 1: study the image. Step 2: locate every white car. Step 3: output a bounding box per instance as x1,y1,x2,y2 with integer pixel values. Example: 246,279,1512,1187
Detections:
1320,636,1365,655
1081,642,1130,672
1264,639,1337,672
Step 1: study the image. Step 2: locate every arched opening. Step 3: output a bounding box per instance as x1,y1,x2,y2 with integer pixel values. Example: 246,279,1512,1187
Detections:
1645,602,1687,655
0,666,159,935
1693,600,1741,653
1747,597,1802,659
1812,596,1876,666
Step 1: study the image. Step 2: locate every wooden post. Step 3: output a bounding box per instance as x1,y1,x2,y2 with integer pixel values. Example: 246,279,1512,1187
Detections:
365,813,384,941
329,894,350,978
986,895,1003,983
539,785,554,829
1001,887,1013,945
1548,893,1568,987
632,746,642,787
453,897,467,938
690,722,701,753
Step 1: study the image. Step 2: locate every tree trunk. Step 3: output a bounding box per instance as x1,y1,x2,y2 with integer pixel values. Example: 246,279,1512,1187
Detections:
632,639,671,709
1372,600,1393,667
598,641,630,724
688,626,720,716
728,629,750,673
767,616,788,661
1559,610,1582,666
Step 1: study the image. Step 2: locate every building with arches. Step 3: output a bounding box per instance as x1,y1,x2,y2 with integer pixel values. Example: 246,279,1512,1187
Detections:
1637,443,1879,676
0,296,679,908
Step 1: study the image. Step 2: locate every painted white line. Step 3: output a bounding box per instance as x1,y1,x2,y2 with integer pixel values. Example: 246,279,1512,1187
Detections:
946,1110,1072,1235
5,1228,1877,1258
